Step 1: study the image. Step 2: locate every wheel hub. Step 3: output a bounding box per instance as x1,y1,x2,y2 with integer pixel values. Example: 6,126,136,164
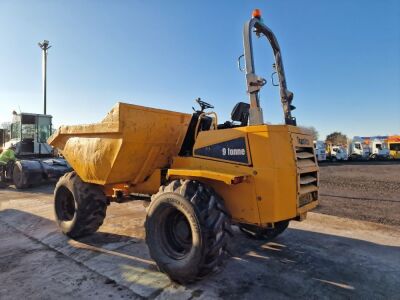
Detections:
55,186,76,221
162,209,192,259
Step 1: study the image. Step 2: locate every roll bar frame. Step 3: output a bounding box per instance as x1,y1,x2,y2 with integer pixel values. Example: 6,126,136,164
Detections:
243,17,297,126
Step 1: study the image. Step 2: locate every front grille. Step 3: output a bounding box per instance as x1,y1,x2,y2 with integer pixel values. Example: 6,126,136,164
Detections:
295,146,318,206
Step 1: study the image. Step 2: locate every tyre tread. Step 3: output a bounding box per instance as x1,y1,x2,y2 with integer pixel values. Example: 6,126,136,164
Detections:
146,179,232,283
55,171,107,238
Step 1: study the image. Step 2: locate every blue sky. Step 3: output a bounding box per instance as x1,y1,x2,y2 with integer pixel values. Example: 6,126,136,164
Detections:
0,0,399,140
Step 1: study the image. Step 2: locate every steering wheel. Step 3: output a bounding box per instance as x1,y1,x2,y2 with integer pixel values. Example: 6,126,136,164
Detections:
195,98,214,112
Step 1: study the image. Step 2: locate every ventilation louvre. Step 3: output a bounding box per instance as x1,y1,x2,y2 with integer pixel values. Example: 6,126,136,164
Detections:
295,145,318,207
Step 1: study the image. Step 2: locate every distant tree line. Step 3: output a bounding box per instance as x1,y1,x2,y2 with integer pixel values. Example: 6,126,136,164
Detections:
299,126,349,145
299,126,319,140
325,132,348,145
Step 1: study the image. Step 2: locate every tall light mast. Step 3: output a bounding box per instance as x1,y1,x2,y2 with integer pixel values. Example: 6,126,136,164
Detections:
38,40,51,115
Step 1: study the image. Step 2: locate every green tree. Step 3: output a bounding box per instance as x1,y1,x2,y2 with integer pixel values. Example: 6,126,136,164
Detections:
326,131,348,145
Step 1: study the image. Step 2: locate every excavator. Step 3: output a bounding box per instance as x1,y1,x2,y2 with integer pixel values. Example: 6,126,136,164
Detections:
0,39,71,189
0,111,71,188
49,9,319,283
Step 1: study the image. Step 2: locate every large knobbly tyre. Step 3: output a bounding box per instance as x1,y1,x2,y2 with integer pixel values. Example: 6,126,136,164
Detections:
54,171,107,238
13,161,30,189
239,220,289,241
145,180,232,284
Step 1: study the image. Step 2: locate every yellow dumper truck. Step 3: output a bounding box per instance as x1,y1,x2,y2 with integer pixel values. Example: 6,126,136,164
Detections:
49,10,319,283
388,136,400,159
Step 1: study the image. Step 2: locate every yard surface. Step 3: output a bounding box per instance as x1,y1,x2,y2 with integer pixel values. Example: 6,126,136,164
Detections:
317,161,400,226
0,161,399,299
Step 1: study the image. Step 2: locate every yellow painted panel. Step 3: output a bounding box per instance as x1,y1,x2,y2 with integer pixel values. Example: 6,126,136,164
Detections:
171,125,317,225
168,168,249,185
193,128,252,165
208,177,260,225
129,169,161,195
61,136,122,185
388,140,400,159
247,129,298,224
390,150,400,159
48,102,191,185
195,128,247,149
50,103,319,226
171,156,260,224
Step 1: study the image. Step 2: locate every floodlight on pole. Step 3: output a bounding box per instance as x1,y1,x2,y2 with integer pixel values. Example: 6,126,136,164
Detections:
38,40,51,115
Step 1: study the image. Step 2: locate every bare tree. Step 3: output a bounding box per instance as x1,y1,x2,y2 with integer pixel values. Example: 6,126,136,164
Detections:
299,126,319,140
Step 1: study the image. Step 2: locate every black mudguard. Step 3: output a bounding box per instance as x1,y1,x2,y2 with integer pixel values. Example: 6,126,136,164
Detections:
39,158,72,179
16,158,72,187
17,160,43,186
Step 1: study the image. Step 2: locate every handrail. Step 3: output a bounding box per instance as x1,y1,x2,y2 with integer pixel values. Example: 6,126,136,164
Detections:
193,112,218,142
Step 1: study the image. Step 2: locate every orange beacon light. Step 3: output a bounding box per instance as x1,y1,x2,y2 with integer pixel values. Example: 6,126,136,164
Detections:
252,9,262,19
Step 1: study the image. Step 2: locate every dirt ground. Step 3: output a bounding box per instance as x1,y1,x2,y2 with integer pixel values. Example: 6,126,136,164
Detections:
317,161,400,226
0,162,399,299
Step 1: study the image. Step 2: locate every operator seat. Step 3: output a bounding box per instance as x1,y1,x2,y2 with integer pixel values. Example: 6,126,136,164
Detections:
218,102,250,129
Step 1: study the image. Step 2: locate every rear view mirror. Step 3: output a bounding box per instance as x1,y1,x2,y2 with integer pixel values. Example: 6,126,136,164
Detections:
237,54,245,72
271,71,279,86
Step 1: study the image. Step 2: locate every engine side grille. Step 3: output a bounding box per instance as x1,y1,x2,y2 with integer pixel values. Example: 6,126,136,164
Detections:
295,146,318,207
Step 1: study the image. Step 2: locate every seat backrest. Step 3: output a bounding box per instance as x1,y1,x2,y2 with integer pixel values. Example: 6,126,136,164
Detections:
231,102,250,126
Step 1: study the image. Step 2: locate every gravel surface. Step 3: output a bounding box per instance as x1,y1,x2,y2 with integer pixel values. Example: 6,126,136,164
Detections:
1,163,400,299
1,188,399,299
316,161,400,226
0,221,139,300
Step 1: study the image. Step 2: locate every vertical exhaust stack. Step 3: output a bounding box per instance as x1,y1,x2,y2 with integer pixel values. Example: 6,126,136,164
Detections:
38,40,51,115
